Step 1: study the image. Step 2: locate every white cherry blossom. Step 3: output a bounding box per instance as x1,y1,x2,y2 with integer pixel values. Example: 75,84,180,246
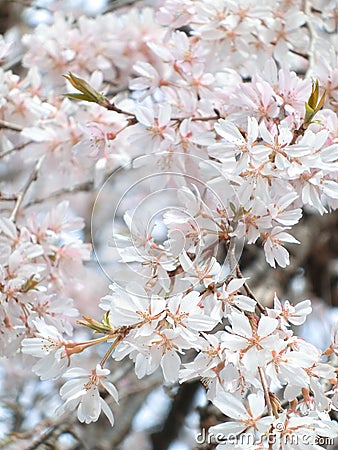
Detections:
210,392,273,440
21,318,68,380
57,364,118,426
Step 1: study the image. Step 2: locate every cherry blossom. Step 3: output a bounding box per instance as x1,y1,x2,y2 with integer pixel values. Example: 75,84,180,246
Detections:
262,226,300,268
209,392,273,440
57,364,118,426
0,0,337,445
222,313,280,373
21,318,68,380
130,104,175,152
267,294,312,328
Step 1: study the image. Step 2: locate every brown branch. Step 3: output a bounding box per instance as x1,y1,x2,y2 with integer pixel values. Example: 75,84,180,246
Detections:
0,192,17,201
104,0,143,13
24,180,95,209
0,119,23,132
0,140,33,159
258,366,273,417
10,155,45,221
151,381,200,450
172,115,220,122
236,265,266,314
304,0,318,77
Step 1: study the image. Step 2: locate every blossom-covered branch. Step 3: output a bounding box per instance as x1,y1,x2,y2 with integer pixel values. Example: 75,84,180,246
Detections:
0,0,337,448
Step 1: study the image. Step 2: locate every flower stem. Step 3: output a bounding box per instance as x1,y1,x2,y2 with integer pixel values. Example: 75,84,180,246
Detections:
100,337,123,368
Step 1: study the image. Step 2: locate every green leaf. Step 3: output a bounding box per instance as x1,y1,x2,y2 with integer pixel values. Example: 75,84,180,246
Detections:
103,311,111,328
307,79,319,109
304,103,315,124
304,80,326,126
229,202,237,215
63,72,110,107
21,275,40,293
64,93,97,102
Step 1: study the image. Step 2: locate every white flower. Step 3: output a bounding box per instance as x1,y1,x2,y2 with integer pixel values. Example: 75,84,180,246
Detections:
100,284,166,334
179,251,221,288
210,391,273,439
222,313,279,372
130,104,175,152
167,290,218,334
265,339,317,388
215,278,257,319
272,411,338,450
213,117,259,170
130,61,161,93
262,226,300,268
115,328,192,383
179,332,224,383
267,295,312,327
57,364,118,427
21,318,67,380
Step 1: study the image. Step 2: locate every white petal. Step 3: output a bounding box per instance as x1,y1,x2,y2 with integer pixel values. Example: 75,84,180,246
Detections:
257,316,278,337
100,397,115,427
135,106,153,127
226,278,247,294
247,392,265,418
78,389,99,424
161,350,180,383
212,391,248,420
209,421,246,437
101,380,119,403
0,217,17,239
158,104,171,126
214,119,244,146
60,380,86,400
234,295,256,312
187,315,217,331
63,367,90,378
230,313,252,337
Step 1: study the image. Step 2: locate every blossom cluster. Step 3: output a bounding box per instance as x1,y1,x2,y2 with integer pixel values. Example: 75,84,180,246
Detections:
0,0,337,446
0,202,89,356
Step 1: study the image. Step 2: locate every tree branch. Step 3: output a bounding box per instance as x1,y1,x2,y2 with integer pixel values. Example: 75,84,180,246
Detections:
0,119,23,132
0,140,32,159
10,155,45,221
304,0,318,77
151,381,200,450
104,0,142,13
258,366,273,417
24,180,95,209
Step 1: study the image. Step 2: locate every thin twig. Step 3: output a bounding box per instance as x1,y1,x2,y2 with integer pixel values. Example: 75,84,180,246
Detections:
236,265,266,314
10,155,45,221
0,193,17,201
105,100,220,124
24,181,94,209
0,119,23,132
258,366,273,417
172,115,220,122
100,337,122,367
104,0,142,13
304,0,318,77
0,140,33,159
